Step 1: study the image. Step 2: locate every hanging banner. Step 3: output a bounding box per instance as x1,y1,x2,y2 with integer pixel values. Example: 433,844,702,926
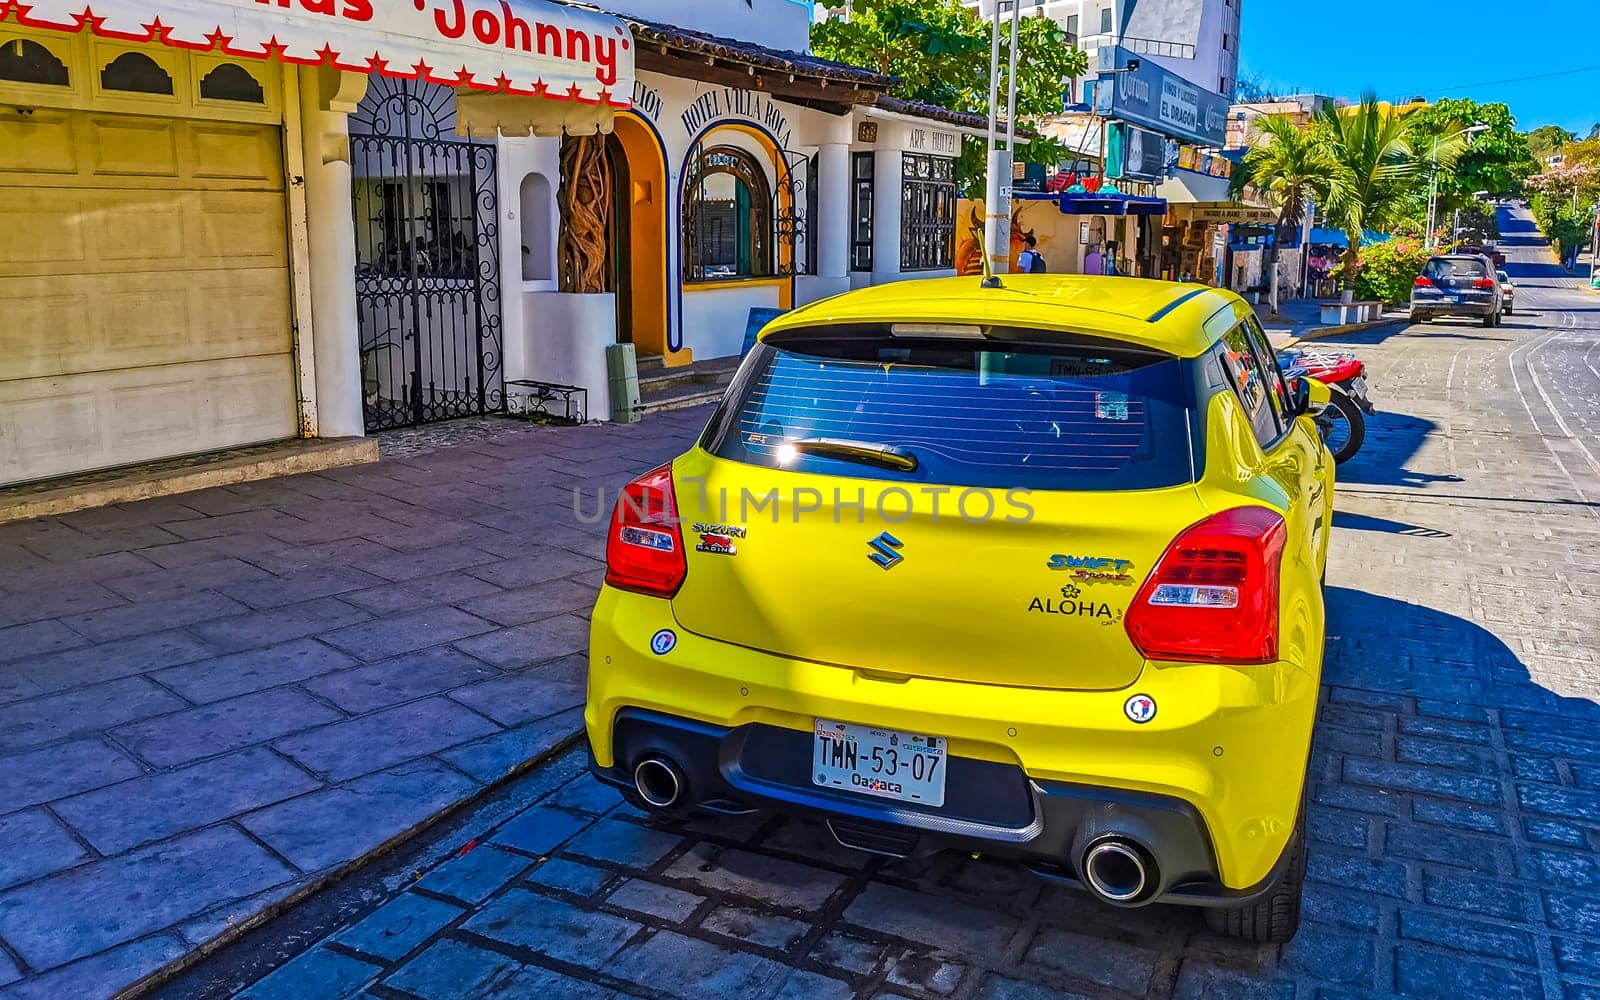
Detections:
3,0,635,104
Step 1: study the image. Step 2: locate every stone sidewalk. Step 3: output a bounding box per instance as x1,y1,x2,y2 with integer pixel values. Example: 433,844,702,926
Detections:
0,408,705,998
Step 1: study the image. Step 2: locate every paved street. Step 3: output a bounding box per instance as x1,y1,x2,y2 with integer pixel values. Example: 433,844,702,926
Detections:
0,410,707,998
138,204,1600,1000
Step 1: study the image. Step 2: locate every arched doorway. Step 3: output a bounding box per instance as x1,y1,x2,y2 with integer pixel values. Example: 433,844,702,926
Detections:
607,114,671,361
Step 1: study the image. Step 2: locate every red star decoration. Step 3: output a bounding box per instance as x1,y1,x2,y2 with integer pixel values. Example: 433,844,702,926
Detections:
74,8,103,30
204,28,232,50
530,80,549,99
315,43,339,65
412,58,432,80
261,36,285,59
565,84,583,101
142,15,165,40
493,72,513,91
455,65,474,86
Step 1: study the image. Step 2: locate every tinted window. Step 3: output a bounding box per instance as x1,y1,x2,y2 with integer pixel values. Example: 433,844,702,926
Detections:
1218,325,1280,446
1243,318,1291,433
1424,256,1488,279
705,329,1197,491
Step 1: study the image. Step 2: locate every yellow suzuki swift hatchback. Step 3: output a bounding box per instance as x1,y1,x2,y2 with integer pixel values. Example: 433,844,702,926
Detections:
586,275,1332,942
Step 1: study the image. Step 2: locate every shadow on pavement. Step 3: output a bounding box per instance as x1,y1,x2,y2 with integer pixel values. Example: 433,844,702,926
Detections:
1333,412,1464,490
1330,511,1451,538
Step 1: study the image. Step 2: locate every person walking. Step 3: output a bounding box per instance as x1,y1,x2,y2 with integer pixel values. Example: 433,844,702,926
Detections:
1017,235,1047,274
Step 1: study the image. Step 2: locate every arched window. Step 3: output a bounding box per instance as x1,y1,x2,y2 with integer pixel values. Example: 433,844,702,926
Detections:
0,38,68,86
199,63,264,104
683,145,773,282
519,172,553,281
101,51,173,95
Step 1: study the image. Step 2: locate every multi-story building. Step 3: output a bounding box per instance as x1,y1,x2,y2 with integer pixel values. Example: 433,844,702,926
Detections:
965,0,1241,102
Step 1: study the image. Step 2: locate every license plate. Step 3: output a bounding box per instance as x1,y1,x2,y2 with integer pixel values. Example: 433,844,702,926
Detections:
1348,375,1368,397
813,719,948,807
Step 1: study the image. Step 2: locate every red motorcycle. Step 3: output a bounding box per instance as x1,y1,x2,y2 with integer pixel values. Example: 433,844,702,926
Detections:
1279,346,1374,464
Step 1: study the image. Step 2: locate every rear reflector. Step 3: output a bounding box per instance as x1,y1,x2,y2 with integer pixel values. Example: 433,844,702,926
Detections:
1124,506,1286,664
1413,276,1433,287
1472,277,1496,289
605,464,686,597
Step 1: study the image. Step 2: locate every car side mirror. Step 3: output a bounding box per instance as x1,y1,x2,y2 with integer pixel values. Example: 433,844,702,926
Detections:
1287,377,1311,417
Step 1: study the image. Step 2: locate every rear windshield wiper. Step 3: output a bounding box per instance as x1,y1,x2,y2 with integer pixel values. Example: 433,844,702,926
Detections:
787,437,920,472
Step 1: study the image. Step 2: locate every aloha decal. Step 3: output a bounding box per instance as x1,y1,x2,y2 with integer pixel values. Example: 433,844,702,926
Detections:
1028,587,1125,626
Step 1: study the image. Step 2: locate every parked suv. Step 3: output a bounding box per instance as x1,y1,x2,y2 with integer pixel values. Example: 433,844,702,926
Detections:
586,275,1334,943
1411,254,1503,326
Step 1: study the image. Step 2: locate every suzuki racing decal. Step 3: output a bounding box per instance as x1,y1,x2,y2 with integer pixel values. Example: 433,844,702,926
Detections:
1046,553,1135,584
1028,589,1125,626
692,522,746,555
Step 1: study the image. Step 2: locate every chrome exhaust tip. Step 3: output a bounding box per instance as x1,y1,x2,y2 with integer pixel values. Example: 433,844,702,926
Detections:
632,756,684,809
1081,838,1154,905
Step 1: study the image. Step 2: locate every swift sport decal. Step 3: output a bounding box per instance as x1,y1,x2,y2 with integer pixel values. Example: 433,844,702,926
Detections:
1047,553,1135,583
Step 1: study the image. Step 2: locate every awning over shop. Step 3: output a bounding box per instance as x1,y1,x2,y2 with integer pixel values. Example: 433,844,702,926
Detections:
1016,191,1167,217
4,0,633,115
1308,227,1390,248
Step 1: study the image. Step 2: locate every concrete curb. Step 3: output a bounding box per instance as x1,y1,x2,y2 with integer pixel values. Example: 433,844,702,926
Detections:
124,726,587,999
0,437,379,526
1270,315,1408,350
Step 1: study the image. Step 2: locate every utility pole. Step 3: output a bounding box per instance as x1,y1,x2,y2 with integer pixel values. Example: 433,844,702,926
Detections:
982,0,1021,279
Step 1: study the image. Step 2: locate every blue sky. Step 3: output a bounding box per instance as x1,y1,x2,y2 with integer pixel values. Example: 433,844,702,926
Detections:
1239,0,1599,136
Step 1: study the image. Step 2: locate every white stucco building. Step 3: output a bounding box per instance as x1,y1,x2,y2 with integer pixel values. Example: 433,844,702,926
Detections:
964,0,1241,102
0,0,987,492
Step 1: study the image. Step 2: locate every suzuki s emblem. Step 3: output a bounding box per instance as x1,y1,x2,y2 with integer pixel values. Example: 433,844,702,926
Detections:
867,532,904,570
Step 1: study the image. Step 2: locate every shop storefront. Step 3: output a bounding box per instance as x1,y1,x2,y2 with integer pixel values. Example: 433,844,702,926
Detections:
0,0,632,484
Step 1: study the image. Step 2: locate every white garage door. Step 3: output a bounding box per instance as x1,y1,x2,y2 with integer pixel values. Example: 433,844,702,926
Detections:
0,109,296,487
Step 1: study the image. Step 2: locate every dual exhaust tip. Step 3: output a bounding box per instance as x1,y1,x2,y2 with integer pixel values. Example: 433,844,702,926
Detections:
1081,837,1155,905
632,756,685,809
635,756,1155,905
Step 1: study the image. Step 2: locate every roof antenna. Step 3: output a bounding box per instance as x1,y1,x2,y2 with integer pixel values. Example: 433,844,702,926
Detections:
979,226,1003,289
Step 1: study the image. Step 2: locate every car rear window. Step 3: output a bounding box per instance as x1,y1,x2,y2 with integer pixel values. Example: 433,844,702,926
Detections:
702,326,1198,491
1425,257,1488,278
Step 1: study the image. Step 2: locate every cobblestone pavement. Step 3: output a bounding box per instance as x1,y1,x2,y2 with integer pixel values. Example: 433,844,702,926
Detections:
176,205,1600,1000
0,409,708,998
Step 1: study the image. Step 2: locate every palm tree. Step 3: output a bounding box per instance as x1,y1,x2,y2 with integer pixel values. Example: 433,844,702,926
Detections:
1314,94,1465,283
1230,113,1337,300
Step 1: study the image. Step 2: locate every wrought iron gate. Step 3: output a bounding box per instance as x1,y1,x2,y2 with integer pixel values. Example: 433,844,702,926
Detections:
350,78,503,432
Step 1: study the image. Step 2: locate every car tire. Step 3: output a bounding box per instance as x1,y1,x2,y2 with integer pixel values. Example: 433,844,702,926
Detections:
1204,809,1306,944
1316,390,1366,465
1504,305,1513,315
1410,313,1429,324
1482,312,1495,327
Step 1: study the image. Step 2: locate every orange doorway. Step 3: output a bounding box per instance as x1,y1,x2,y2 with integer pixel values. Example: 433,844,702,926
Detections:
609,114,672,361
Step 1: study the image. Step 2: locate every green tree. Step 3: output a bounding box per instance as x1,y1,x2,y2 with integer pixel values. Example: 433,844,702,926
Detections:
1525,124,1576,163
1408,99,1538,215
1314,94,1464,282
1230,113,1337,246
811,0,1089,195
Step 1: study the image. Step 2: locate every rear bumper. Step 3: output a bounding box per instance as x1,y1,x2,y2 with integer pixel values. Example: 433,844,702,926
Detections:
591,708,1296,907
1410,294,1496,316
585,587,1321,893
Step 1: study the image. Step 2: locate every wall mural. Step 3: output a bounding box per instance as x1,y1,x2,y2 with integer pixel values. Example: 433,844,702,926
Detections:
954,199,1046,276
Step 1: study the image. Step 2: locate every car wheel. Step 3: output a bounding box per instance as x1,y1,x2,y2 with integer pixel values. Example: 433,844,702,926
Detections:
1204,809,1306,944
1482,312,1495,327
1504,305,1513,315
1410,313,1429,324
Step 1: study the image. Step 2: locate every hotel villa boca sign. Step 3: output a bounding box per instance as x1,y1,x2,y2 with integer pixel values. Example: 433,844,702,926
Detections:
680,87,794,148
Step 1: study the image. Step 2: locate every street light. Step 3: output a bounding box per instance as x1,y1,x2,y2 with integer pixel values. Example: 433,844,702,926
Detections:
1426,123,1489,250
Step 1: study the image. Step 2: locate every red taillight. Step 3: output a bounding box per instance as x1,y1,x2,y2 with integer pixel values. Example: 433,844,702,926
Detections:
1472,277,1496,289
604,463,686,597
1413,276,1433,287
1124,507,1286,665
